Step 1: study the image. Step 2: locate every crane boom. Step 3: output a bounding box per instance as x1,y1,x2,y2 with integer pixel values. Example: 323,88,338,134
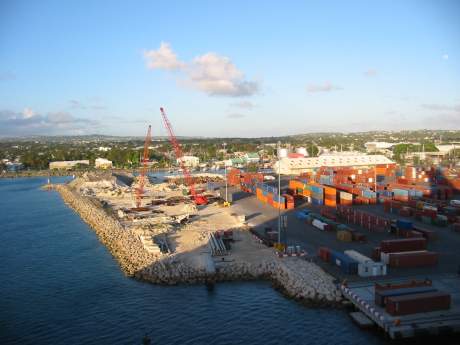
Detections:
160,107,207,205
135,125,152,208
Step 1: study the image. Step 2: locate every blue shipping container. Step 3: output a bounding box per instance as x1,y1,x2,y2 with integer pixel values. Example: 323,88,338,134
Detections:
329,250,358,275
396,219,413,230
311,198,324,206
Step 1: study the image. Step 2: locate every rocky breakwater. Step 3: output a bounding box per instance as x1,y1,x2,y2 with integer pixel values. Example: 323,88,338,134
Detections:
55,184,157,276
216,258,342,306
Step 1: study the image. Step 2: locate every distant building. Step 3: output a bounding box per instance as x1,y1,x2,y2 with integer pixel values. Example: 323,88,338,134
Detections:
5,162,24,172
364,142,397,153
295,147,308,157
436,144,458,155
49,160,90,170
177,155,199,168
273,153,394,175
95,158,113,169
98,146,111,152
244,152,260,163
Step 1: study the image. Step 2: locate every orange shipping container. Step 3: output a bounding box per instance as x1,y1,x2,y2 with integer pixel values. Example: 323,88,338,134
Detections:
325,199,336,207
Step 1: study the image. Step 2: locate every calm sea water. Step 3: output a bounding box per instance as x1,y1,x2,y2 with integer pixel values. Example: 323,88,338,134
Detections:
0,177,427,344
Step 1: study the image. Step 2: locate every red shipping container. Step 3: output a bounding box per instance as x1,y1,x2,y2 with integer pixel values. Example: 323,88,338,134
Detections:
375,279,432,292
318,247,331,262
388,251,438,268
381,238,427,253
412,225,437,240
386,292,450,316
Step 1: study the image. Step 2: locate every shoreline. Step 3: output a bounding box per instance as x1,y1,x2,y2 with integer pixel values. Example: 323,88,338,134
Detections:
52,181,343,307
0,168,173,179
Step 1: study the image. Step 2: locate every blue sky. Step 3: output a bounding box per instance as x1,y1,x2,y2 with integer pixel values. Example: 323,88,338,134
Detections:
0,0,459,137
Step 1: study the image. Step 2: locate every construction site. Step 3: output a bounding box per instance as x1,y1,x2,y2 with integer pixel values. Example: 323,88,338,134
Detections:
52,108,460,340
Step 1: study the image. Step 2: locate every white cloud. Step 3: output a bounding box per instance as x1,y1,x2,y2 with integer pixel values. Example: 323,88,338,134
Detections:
442,54,449,60
226,113,246,119
421,103,460,112
144,42,185,71
306,82,342,93
364,68,378,77
230,100,255,110
0,108,98,135
22,107,35,119
144,43,258,97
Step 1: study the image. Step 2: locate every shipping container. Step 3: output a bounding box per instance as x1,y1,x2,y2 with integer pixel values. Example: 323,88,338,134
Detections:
375,286,438,307
337,230,352,242
412,225,437,241
329,250,358,274
396,219,413,230
380,238,427,253
383,250,438,267
318,247,330,262
312,219,327,231
344,250,386,277
219,187,247,202
385,291,451,316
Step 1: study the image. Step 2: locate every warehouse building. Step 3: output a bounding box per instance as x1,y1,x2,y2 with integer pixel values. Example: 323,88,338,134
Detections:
49,160,90,170
177,155,200,167
273,153,394,175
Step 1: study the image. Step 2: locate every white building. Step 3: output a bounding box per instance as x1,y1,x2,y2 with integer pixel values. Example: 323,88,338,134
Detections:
49,160,90,170
364,142,397,153
95,158,113,169
272,153,394,175
436,144,458,155
244,152,260,163
98,146,111,152
295,147,308,157
177,155,200,167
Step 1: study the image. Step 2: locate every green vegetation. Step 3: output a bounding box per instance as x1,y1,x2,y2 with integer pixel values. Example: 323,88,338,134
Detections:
1,130,460,171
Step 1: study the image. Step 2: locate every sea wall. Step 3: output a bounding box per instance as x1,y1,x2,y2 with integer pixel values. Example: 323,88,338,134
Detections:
55,184,342,305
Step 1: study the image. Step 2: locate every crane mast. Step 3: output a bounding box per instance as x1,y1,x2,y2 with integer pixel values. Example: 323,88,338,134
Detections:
135,125,152,208
160,107,207,205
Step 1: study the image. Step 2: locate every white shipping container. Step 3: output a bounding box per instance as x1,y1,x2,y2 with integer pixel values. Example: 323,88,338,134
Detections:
346,250,387,277
344,250,373,264
450,200,460,207
358,262,387,277
312,219,326,231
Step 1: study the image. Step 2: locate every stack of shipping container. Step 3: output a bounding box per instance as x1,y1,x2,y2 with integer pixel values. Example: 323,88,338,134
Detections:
374,280,451,316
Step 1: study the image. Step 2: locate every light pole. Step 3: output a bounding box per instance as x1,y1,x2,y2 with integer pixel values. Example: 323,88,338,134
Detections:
223,142,228,202
277,141,281,245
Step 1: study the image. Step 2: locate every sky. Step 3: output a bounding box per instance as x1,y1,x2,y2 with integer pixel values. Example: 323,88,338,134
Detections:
0,0,459,137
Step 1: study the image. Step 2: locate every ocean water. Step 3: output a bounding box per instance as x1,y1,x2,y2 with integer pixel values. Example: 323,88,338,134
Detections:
0,177,439,344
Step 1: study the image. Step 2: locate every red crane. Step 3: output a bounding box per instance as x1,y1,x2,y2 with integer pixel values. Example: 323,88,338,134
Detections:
135,125,152,208
160,107,207,205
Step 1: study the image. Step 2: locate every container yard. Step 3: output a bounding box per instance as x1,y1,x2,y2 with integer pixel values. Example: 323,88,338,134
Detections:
224,163,460,339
